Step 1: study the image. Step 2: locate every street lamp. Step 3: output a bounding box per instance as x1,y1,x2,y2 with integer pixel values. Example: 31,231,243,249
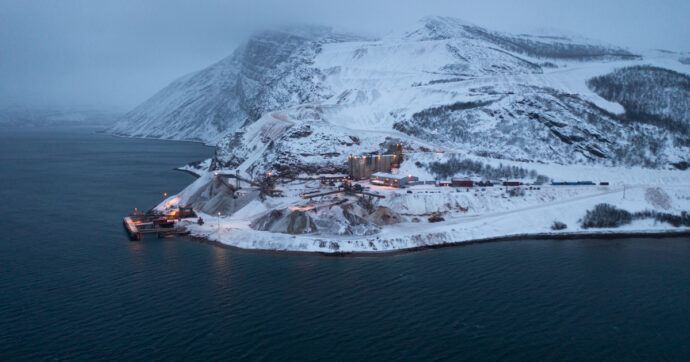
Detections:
217,211,221,236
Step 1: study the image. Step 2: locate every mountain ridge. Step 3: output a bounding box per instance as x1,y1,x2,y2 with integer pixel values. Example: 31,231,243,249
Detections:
109,16,689,172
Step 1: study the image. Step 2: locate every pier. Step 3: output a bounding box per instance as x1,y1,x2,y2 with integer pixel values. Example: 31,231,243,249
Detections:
123,207,196,241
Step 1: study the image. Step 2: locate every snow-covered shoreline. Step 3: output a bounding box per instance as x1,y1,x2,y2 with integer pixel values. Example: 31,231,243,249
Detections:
159,173,690,254
119,15,689,254
179,217,690,255
174,158,211,178
182,229,690,256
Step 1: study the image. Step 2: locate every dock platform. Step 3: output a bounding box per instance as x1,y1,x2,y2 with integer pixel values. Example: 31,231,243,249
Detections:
123,215,189,241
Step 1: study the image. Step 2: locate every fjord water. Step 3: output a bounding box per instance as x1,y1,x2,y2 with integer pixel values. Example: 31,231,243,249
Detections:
1,127,689,360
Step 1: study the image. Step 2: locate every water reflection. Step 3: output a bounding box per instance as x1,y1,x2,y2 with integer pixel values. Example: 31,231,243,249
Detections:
127,238,145,260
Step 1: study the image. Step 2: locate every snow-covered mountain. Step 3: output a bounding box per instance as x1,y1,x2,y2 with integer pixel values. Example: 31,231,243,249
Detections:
111,16,690,174
109,26,364,144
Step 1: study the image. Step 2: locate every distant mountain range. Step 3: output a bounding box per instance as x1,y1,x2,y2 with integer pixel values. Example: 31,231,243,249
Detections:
0,105,118,127
109,16,690,174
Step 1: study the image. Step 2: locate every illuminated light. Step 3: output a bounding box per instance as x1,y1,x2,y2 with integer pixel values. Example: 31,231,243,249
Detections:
217,212,221,216
214,172,218,176
163,196,181,209
163,192,167,197
289,205,316,211
267,172,272,177
393,155,396,158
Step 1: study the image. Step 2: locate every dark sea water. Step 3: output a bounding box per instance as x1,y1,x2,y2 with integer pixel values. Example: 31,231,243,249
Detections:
1,126,689,361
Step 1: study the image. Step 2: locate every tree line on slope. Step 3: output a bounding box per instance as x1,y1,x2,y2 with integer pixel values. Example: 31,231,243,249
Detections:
581,203,690,229
425,155,550,182
587,65,690,135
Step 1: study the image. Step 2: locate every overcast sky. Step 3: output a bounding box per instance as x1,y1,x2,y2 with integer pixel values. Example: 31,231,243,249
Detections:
1,0,688,110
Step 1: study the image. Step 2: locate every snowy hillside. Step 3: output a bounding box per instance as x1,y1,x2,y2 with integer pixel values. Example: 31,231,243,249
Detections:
587,65,690,134
127,16,690,254
403,16,639,61
113,16,689,171
109,26,365,144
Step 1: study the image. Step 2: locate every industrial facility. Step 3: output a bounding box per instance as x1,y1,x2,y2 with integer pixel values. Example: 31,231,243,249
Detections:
369,172,419,187
347,143,403,179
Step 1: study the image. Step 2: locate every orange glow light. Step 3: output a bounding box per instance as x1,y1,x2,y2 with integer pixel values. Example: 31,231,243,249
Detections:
289,205,316,211
163,196,181,209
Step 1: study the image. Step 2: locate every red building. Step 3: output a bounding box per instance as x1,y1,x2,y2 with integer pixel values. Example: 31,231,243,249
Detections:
451,177,474,187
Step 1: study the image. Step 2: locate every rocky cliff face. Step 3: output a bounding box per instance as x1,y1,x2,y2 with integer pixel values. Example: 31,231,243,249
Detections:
392,85,683,167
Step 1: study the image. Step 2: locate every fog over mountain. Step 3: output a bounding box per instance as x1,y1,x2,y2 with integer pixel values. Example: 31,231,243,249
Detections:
0,0,688,110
